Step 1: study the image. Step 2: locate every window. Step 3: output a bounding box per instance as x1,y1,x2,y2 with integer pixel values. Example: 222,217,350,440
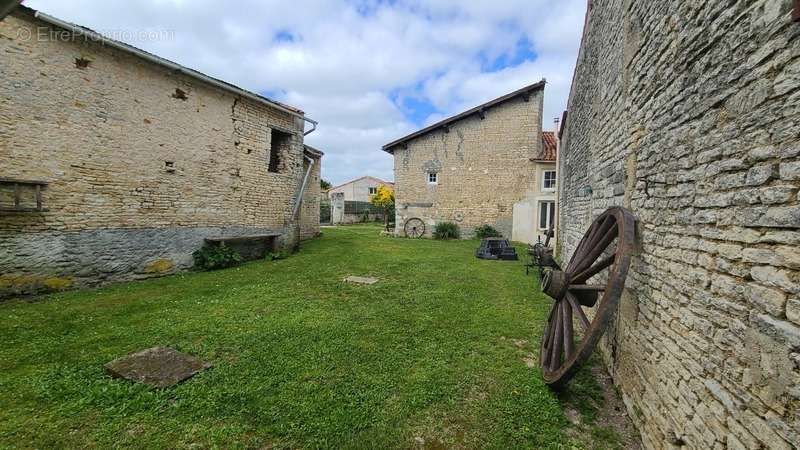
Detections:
539,201,555,230
368,187,377,195
428,172,438,184
543,170,556,190
268,129,291,173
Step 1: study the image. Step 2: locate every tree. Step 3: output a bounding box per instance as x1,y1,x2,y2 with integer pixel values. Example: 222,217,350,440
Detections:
369,184,395,230
320,179,332,190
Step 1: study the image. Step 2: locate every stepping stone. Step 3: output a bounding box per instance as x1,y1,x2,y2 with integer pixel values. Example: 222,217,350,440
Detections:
104,346,212,388
344,276,379,285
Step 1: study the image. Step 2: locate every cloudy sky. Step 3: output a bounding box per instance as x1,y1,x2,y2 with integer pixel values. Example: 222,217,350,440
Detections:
25,0,585,185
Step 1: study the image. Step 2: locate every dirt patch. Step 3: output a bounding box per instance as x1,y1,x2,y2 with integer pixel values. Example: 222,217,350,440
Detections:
557,360,642,450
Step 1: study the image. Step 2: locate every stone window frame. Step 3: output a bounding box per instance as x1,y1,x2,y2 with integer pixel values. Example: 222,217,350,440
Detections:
538,200,555,230
542,170,557,191
427,171,438,185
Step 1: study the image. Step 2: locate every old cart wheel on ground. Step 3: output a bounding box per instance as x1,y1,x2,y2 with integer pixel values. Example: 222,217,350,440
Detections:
538,207,635,388
404,217,425,238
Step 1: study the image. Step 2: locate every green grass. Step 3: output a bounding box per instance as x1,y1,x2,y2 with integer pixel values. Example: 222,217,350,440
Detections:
0,224,621,449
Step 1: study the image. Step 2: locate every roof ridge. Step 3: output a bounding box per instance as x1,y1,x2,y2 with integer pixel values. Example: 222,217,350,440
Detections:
382,79,546,152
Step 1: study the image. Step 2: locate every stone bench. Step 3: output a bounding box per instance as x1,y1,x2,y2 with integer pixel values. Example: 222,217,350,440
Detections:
204,232,281,261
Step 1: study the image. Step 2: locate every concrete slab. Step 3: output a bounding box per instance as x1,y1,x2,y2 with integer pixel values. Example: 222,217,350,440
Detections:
104,346,211,388
344,276,379,285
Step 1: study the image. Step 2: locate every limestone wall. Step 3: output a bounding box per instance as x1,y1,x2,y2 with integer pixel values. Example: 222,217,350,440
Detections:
558,1,800,448
0,10,317,296
299,154,322,240
393,92,544,238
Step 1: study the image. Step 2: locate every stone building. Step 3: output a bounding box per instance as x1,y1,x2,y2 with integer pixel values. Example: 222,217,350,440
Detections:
0,7,322,297
557,1,800,449
383,81,558,242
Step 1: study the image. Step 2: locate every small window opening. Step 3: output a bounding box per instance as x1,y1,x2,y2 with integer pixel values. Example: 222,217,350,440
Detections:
74,57,91,69
164,161,175,173
428,171,438,184
543,170,557,190
172,88,188,100
269,129,291,173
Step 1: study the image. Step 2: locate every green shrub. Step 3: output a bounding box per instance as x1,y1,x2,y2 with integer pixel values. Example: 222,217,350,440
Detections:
433,222,460,240
192,244,242,271
474,224,501,239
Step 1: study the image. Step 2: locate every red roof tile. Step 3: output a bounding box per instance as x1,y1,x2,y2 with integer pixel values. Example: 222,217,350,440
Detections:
539,131,557,161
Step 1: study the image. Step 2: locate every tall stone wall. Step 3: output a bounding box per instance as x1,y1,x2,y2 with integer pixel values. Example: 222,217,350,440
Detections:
392,91,544,238
0,10,317,296
558,1,800,448
299,154,322,240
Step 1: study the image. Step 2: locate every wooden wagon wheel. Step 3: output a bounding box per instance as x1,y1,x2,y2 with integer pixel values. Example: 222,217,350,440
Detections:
404,217,425,238
539,207,635,387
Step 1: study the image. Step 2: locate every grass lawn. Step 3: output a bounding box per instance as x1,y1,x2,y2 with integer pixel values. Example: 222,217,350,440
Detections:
0,225,625,449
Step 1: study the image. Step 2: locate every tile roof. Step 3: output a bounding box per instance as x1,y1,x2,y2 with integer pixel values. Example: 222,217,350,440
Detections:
538,131,557,162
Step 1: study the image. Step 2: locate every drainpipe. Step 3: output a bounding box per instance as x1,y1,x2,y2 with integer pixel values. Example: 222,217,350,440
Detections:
292,154,315,221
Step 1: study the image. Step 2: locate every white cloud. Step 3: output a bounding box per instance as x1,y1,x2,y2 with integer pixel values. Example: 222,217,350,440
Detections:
24,0,585,184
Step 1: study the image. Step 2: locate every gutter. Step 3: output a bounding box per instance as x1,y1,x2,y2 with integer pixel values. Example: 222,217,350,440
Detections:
32,9,318,134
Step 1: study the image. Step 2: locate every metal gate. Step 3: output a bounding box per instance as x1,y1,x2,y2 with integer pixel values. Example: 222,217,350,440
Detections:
320,199,331,224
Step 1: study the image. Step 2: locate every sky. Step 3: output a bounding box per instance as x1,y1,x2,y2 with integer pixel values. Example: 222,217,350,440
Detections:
25,0,586,185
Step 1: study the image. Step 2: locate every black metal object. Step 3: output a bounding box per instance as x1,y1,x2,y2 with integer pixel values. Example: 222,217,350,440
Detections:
476,238,518,260
526,228,557,277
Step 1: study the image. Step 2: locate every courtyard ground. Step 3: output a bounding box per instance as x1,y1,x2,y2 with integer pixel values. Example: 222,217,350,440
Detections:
0,224,636,449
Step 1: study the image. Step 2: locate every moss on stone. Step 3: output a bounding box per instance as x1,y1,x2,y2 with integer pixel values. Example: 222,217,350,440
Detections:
144,259,175,274
42,277,73,291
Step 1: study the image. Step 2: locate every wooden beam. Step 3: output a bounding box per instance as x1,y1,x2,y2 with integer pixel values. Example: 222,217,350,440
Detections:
522,92,531,102
13,183,20,209
35,184,42,210
442,124,449,133
478,108,485,120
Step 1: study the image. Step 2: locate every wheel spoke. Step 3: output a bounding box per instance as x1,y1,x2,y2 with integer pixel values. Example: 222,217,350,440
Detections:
542,304,559,368
550,301,564,372
572,223,618,276
568,284,605,291
567,215,612,273
562,300,574,361
566,292,590,330
571,254,615,284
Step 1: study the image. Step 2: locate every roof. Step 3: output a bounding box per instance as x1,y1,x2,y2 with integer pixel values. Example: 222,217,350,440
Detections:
382,79,546,153
16,6,314,125
328,176,393,192
303,145,324,158
537,132,557,162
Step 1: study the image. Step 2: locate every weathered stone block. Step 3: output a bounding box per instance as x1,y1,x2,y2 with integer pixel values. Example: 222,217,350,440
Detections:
104,347,212,388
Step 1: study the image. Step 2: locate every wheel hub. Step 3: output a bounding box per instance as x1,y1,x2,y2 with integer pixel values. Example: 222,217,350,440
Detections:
541,269,570,300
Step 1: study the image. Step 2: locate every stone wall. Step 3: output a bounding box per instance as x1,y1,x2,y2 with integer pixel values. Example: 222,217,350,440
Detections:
392,91,545,238
299,153,322,240
0,10,318,296
558,1,800,449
